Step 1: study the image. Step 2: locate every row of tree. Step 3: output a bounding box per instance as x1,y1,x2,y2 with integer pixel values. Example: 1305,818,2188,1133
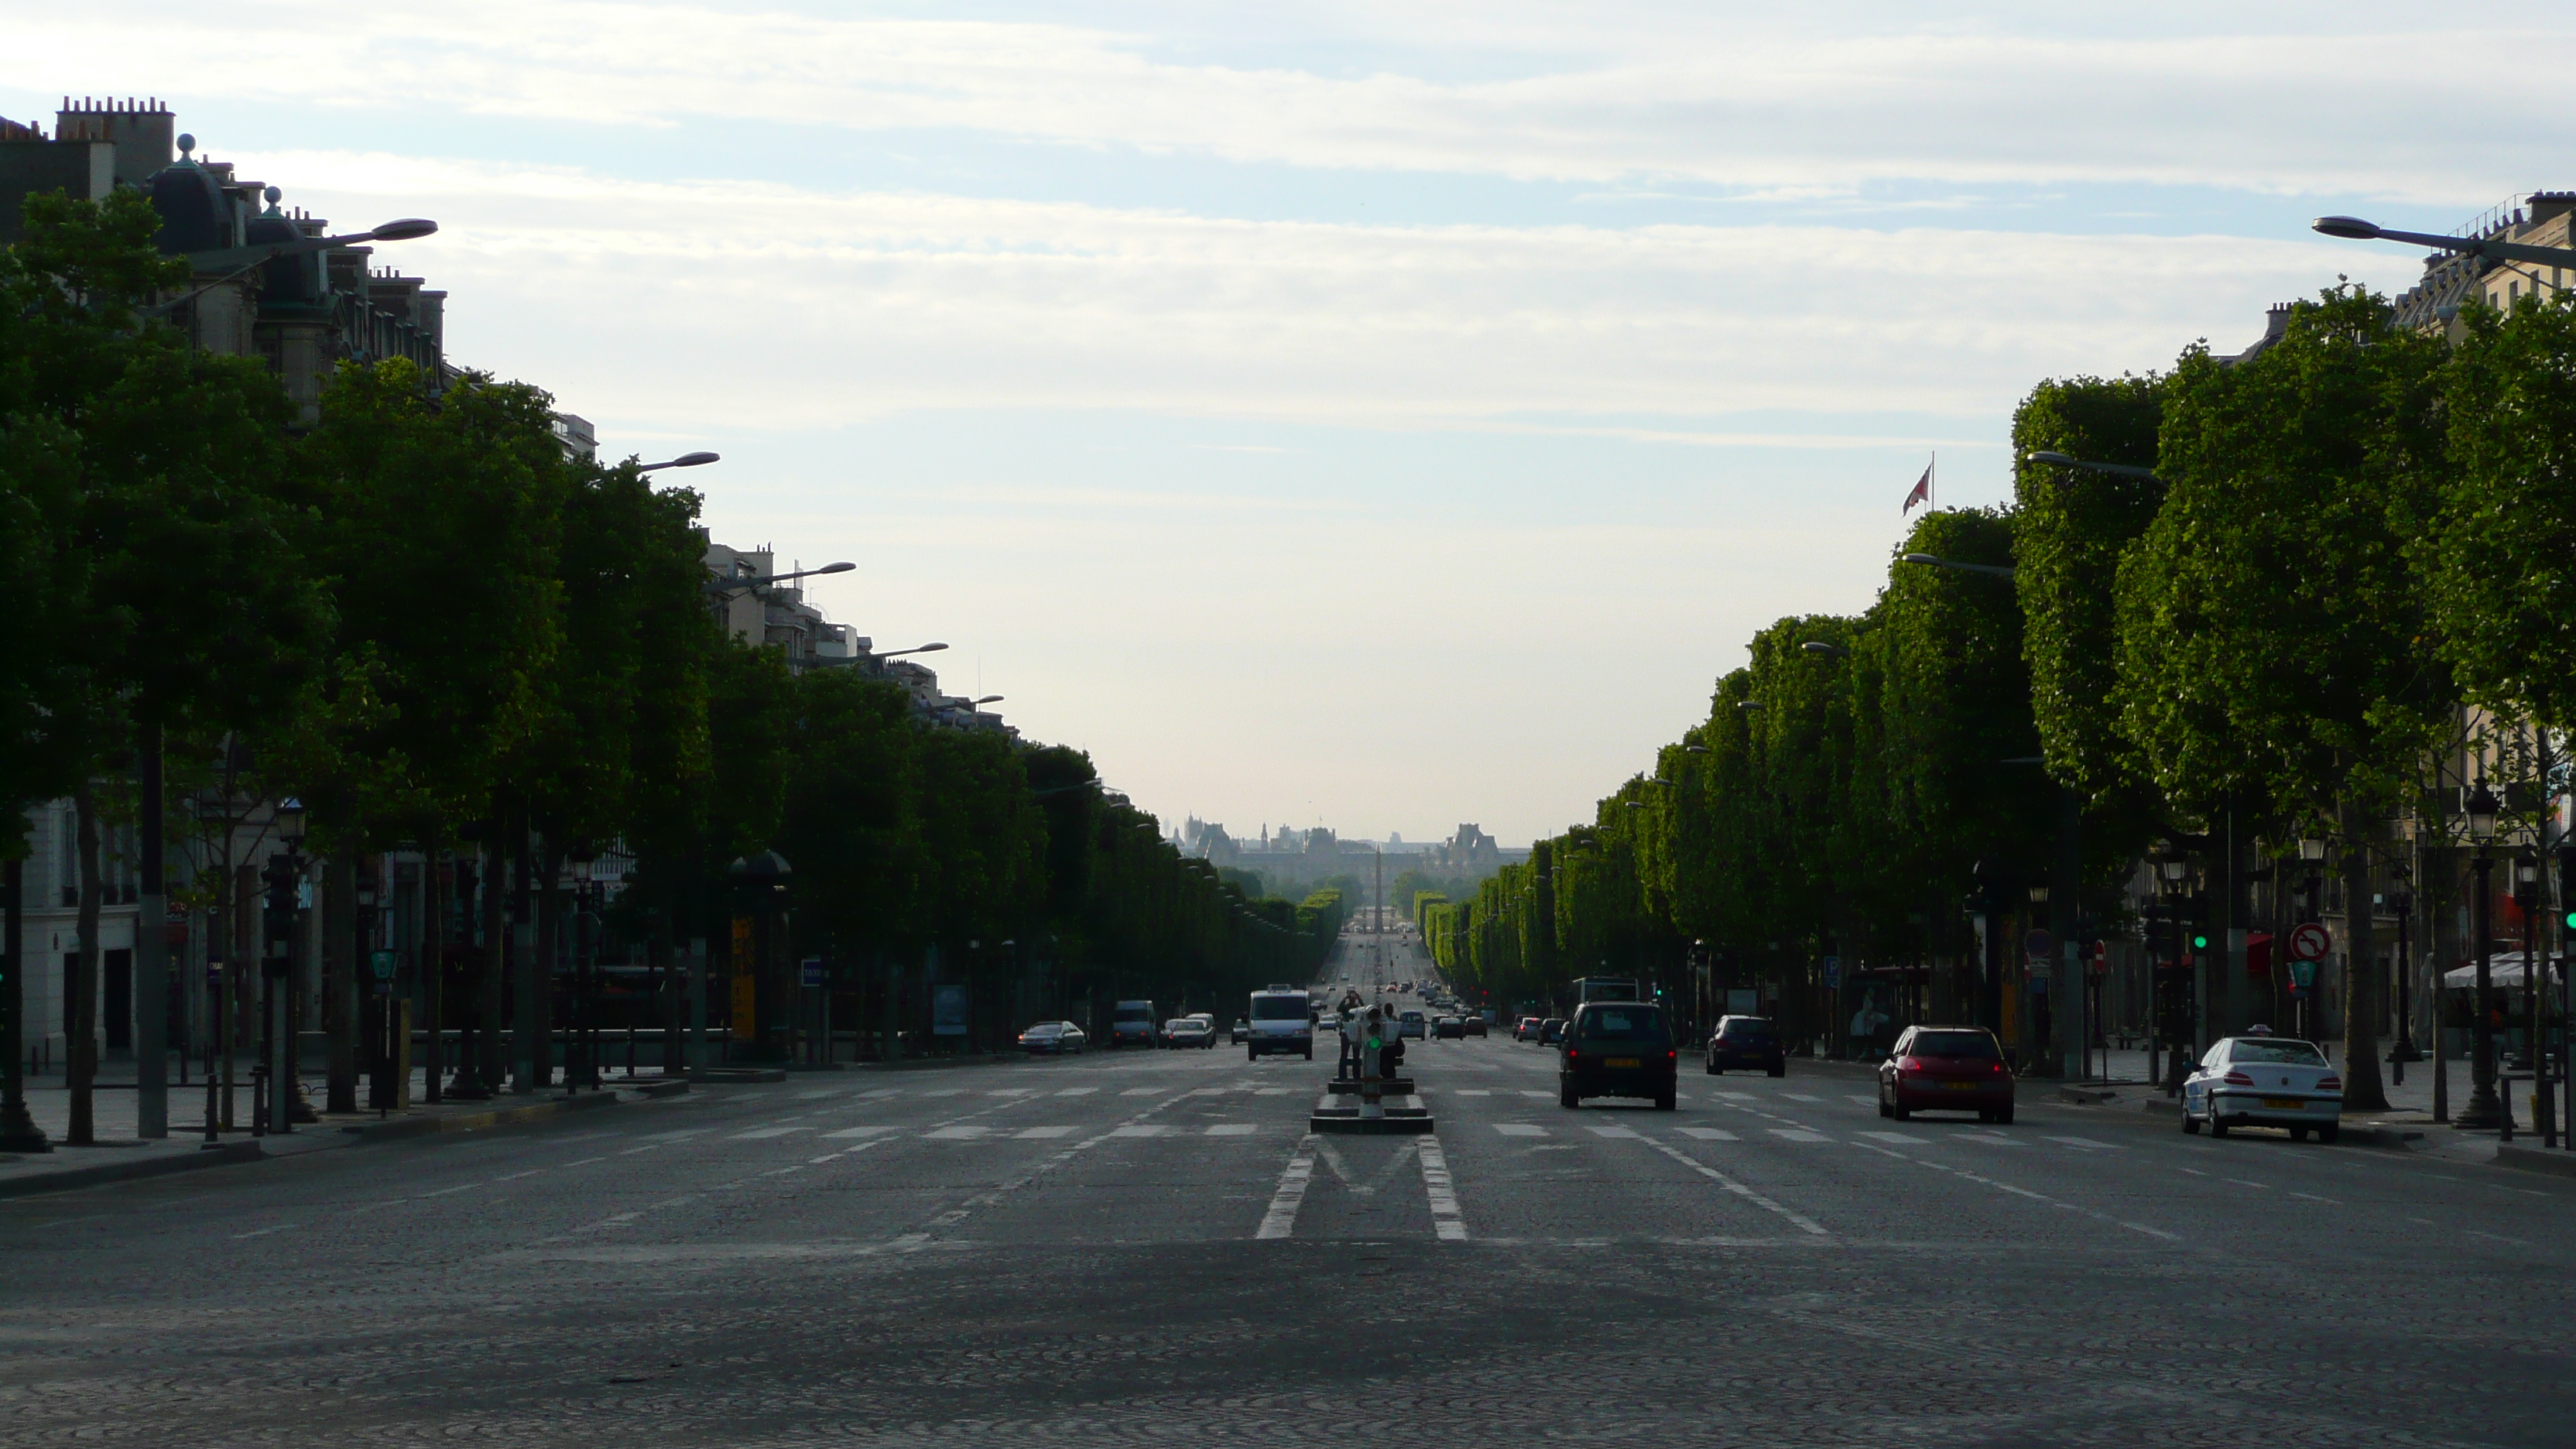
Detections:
2,191,1340,1130
1424,285,2576,1105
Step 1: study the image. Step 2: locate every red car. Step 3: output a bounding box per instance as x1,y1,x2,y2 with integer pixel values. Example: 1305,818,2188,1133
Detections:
1876,1026,2014,1124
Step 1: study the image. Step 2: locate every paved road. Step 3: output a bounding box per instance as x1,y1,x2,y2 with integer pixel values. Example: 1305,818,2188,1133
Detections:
7,992,2576,1445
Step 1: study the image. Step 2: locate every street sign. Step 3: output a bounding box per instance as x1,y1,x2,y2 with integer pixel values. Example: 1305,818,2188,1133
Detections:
2287,922,2331,962
369,950,399,981
799,957,824,988
2023,929,2056,961
1822,956,1841,989
2291,959,2317,988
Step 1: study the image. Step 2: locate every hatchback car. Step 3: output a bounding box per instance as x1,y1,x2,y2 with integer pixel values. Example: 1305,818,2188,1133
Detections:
1398,1010,1427,1040
1017,1021,1087,1055
1538,1018,1567,1046
1558,1002,1678,1110
1704,1016,1786,1077
1876,1026,2014,1123
1515,1016,1544,1041
2182,1035,2342,1142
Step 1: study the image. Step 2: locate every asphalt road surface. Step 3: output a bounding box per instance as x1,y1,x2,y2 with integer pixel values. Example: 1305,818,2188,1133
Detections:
7,988,2576,1445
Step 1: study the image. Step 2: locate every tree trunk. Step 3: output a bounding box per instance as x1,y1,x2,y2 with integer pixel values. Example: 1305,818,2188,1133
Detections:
420,841,443,1102
67,782,103,1145
2340,798,2391,1112
324,855,358,1114
480,835,508,1092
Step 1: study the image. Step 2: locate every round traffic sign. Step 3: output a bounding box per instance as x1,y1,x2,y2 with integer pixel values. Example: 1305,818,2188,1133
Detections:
2023,929,2056,961
2288,922,2331,962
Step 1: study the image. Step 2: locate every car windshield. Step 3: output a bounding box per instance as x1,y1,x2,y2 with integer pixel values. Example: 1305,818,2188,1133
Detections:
2229,1040,2328,1065
1252,998,1307,1020
1401,1011,1423,1021
1576,1007,1666,1042
1113,1007,1152,1023
1907,1030,1999,1059
1024,1025,1061,1036
1718,1019,1774,1039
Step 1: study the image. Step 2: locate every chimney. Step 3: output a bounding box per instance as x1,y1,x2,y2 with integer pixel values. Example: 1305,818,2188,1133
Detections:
53,95,174,187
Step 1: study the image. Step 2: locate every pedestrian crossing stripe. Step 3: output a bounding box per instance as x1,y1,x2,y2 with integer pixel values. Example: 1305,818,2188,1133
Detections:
1054,1087,1098,1096
1014,1126,1078,1139
1858,1131,1928,1145
1205,1123,1258,1136
1109,1125,1172,1137
1493,1124,1548,1137
728,1126,810,1139
821,1125,902,1139
1769,1129,1830,1142
1676,1127,1738,1141
926,1125,992,1139
1587,1125,1641,1139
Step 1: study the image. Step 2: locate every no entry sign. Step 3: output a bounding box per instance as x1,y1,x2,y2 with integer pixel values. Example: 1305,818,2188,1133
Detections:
2287,922,2332,962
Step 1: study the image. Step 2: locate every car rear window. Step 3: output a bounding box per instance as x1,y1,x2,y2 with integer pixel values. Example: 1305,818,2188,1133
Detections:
2229,1040,2328,1064
1251,997,1308,1020
1719,1019,1775,1039
1907,1030,1999,1059
1575,1007,1667,1043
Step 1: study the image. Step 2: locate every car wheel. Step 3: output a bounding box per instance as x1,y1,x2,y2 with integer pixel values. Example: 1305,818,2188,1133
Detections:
1992,1105,2013,1125
1705,1058,1718,1075
2209,1109,2229,1138
1891,1103,1910,1121
1559,1081,1580,1110
1655,1090,1677,1112
1876,1089,1892,1118
1768,1064,1785,1078
1303,1046,1313,1060
2181,1105,2201,1134
2318,1123,2339,1145
2290,1125,2309,1142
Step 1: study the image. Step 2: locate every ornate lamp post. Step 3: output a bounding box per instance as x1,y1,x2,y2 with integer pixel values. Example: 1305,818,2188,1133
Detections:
2387,873,2417,1087
2459,783,2505,1130
566,844,597,1092
2517,854,2547,1144
2156,849,2191,1092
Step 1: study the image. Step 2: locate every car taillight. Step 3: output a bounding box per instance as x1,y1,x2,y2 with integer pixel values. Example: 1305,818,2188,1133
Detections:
1989,1060,2006,1074
2223,1070,2253,1086
1897,1056,1923,1074
2316,1075,2341,1092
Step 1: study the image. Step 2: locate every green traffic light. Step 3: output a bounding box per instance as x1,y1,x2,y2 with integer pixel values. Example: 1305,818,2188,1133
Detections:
2192,933,2209,951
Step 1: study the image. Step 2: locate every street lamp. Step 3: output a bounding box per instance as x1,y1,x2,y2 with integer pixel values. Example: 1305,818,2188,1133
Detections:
2516,854,2548,1144
1901,552,2016,579
708,561,857,597
149,204,440,317
639,452,720,472
2461,783,2506,1130
567,844,598,1092
2388,862,2419,1077
1800,641,1848,659
2313,214,2576,269
2023,450,2163,482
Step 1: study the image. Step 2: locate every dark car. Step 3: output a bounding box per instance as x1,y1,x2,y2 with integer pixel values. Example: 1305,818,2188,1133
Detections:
1704,1015,1786,1077
1538,1018,1568,1046
1017,1022,1087,1055
1877,1025,2014,1124
1433,1016,1465,1040
1515,1016,1543,1041
1558,1002,1677,1110
1461,1016,1488,1038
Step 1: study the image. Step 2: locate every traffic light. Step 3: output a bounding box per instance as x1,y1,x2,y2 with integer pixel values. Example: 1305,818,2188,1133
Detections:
2191,930,2210,952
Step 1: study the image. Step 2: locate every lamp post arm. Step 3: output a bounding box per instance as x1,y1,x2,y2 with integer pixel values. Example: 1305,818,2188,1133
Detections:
2365,225,2576,271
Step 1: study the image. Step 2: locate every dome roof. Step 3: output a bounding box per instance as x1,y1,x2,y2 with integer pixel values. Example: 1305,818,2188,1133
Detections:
144,134,231,255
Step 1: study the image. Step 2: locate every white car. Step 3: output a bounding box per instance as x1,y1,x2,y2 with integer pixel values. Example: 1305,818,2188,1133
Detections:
2181,1035,2343,1142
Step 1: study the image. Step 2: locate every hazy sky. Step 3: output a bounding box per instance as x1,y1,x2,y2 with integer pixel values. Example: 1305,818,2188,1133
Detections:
8,4,2558,844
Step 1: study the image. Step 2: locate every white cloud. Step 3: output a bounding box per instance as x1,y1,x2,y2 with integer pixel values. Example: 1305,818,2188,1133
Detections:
8,3,2571,200
255,150,2400,440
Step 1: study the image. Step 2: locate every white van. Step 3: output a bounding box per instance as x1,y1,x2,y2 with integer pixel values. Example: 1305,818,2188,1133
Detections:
1245,986,1315,1060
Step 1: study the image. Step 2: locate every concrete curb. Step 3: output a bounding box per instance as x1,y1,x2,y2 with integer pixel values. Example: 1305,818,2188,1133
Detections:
0,1140,265,1200
688,1067,787,1084
2492,1144,2576,1180
2057,1086,2120,1105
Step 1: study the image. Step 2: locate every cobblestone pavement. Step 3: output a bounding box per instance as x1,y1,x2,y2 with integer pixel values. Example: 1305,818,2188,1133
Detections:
5,1009,2576,1446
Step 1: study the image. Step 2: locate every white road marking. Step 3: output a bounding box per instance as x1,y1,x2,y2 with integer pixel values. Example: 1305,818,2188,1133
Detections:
1054,1087,1098,1096
1206,1124,1258,1136
1676,1127,1738,1141
1780,1093,1823,1102
925,1126,992,1140
1121,1088,1165,1096
820,1125,902,1139
1769,1129,1831,1143
1638,1136,1829,1236
1013,1125,1078,1139
1587,1125,1642,1139
231,1223,296,1239
985,1088,1035,1097
1418,1136,1468,1241
2043,1136,2122,1151
1846,1094,1879,1105
1859,1132,1930,1145
729,1127,809,1139
1494,1123,1550,1137
920,1089,966,1098
1110,1124,1172,1137
1257,1135,1319,1240
1711,1091,1752,1100
1453,1089,1493,1097
1519,1090,1553,1099
2225,1179,2269,1190
1958,1132,2026,1148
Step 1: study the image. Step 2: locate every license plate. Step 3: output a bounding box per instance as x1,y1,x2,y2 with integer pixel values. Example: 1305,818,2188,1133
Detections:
1605,1058,1639,1068
1943,1081,1982,1091
2261,1097,2304,1109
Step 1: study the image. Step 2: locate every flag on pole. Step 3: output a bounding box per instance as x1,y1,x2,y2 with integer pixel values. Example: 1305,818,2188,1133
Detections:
1902,457,1934,513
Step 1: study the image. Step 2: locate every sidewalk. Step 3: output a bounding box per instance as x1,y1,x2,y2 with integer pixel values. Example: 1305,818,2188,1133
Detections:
0,1065,684,1200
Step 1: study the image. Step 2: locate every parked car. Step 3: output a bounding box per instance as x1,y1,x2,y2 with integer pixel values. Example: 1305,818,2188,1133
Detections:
2181,1034,2341,1142
1433,1016,1464,1040
1163,1017,1216,1050
1538,1018,1567,1046
1017,1022,1087,1055
1876,1026,2014,1124
1230,1018,1251,1044
1515,1016,1544,1042
1704,1016,1786,1077
1461,1016,1487,1038
1558,1002,1677,1110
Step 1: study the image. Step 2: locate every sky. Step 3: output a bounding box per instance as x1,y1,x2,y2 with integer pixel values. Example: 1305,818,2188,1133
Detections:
7,3,2564,845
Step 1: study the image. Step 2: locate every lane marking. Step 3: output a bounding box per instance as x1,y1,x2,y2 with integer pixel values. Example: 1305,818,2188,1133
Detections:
1858,1132,1930,1145
925,1125,992,1140
1587,1125,1642,1139
820,1125,902,1139
231,1223,296,1239
1054,1087,1098,1096
1120,1088,1165,1096
1494,1123,1549,1138
1013,1125,1078,1139
1637,1136,1829,1236
1206,1123,1258,1136
1109,1124,1172,1138
1769,1129,1831,1143
1676,1127,1738,1142
2043,1136,2122,1151
728,1127,810,1140
1257,1135,1319,1240
1845,1094,1879,1105
1519,1090,1553,1099
1780,1093,1823,1103
1454,1089,1493,1097
1417,1136,1468,1241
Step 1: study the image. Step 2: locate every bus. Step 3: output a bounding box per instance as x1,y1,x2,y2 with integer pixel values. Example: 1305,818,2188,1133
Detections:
1571,976,1641,1005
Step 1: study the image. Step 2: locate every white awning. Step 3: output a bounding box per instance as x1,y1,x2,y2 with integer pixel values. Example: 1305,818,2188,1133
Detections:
2443,953,2541,988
